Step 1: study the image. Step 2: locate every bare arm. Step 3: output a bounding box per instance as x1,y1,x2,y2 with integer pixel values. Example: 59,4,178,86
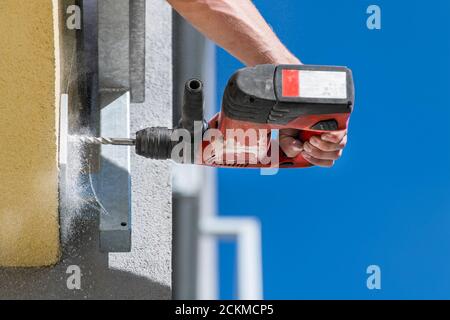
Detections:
167,0,301,66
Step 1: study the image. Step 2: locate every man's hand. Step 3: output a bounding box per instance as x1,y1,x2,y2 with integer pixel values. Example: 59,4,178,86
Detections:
280,129,347,168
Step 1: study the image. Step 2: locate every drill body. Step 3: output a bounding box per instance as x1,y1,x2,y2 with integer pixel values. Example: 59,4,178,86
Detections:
134,64,355,168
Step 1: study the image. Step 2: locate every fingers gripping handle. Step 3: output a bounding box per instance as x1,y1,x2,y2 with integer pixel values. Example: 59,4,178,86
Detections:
277,115,349,167
278,129,322,168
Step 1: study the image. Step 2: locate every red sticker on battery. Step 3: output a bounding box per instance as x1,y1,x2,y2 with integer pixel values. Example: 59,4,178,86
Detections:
282,69,299,97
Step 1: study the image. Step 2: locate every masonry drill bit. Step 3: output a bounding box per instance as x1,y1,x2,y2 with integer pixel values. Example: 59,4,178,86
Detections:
71,136,136,146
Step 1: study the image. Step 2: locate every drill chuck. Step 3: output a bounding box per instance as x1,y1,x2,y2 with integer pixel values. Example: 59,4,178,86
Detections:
135,127,175,160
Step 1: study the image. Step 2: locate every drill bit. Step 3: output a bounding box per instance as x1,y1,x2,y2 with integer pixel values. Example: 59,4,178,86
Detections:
71,136,136,146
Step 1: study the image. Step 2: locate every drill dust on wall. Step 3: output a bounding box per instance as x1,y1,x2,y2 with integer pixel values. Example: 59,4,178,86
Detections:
0,0,61,266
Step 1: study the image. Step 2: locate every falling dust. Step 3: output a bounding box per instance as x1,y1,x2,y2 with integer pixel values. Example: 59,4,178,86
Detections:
59,129,109,246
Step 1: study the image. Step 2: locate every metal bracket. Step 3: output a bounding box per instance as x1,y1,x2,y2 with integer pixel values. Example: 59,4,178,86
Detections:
89,0,146,252
97,90,132,252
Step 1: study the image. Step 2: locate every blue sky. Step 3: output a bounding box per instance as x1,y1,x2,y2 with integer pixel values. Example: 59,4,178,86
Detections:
216,0,450,299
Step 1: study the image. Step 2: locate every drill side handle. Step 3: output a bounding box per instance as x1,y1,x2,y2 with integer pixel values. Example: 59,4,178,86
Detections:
181,79,205,134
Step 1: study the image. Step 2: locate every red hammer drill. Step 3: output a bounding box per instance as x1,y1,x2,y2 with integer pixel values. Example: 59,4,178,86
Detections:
88,64,354,168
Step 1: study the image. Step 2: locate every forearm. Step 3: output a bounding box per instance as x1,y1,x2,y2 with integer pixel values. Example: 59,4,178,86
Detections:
167,0,301,66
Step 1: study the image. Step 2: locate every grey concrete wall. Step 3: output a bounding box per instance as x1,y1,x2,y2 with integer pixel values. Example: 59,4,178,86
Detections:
0,0,172,299
112,0,173,293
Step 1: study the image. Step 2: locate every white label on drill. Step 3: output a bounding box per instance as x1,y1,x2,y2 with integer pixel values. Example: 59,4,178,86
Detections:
299,70,347,99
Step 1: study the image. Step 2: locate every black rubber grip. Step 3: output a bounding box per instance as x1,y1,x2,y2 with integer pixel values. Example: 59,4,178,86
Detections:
135,127,174,159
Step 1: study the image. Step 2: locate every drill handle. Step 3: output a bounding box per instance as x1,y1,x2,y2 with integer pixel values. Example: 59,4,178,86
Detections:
278,128,345,168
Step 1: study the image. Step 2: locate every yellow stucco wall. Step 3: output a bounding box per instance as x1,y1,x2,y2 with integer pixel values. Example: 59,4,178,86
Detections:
0,1,60,266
